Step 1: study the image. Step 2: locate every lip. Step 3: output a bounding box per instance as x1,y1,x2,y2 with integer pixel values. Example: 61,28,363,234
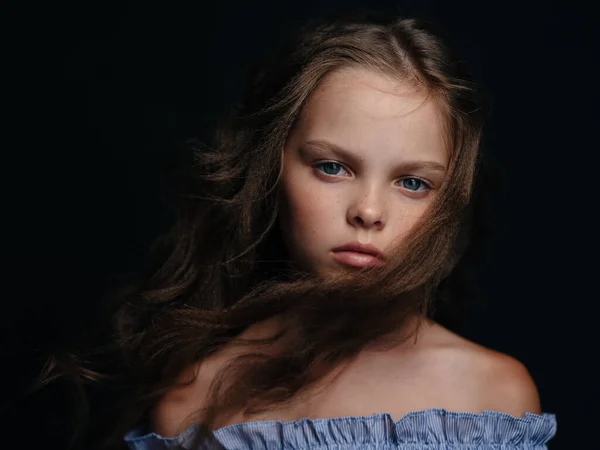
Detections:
331,241,385,268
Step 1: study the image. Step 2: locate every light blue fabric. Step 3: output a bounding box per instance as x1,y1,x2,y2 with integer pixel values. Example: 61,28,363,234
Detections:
124,408,557,449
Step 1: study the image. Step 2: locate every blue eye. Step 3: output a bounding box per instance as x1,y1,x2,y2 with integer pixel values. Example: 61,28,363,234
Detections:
315,162,348,176
400,177,430,192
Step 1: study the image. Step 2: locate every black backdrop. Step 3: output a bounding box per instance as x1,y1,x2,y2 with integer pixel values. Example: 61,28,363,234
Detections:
5,1,599,449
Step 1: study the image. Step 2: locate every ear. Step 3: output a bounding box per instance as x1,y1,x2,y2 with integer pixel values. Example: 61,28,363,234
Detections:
280,147,286,173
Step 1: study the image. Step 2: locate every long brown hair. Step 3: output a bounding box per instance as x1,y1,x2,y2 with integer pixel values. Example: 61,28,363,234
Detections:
35,8,487,449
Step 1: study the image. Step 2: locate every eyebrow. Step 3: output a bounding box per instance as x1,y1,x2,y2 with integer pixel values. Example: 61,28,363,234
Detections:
303,139,447,173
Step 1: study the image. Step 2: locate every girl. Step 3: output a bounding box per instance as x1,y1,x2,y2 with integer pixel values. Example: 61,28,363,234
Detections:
41,8,557,450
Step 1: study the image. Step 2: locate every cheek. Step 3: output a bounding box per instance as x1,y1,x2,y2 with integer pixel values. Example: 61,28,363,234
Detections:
388,201,434,244
280,174,339,240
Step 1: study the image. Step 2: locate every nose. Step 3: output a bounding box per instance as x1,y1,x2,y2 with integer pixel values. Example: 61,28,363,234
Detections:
346,189,387,230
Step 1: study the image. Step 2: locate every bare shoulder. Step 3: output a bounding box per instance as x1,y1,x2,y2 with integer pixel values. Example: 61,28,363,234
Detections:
473,344,543,416
149,362,210,437
419,322,542,417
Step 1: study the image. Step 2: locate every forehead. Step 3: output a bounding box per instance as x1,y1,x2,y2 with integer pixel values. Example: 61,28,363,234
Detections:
295,67,448,161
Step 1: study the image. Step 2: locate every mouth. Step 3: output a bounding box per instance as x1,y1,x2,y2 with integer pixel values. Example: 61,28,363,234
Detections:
331,241,385,268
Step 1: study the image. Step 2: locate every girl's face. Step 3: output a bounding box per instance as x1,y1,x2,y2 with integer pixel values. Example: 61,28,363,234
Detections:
278,68,448,276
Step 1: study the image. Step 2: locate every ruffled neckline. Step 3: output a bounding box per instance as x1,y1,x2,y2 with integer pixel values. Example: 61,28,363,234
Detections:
124,408,557,449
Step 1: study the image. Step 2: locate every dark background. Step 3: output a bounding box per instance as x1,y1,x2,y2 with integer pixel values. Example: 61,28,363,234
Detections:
5,1,599,449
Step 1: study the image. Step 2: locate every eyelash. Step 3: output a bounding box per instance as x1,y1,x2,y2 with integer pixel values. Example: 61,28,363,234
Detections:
313,161,433,192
